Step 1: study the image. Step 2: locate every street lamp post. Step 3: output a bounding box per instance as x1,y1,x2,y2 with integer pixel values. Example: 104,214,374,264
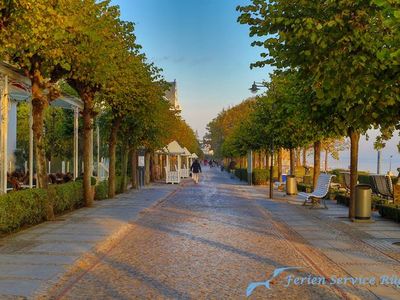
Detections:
377,150,381,174
249,81,265,94
269,140,274,199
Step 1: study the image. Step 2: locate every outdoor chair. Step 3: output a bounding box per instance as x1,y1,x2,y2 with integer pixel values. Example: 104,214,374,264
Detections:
298,173,335,209
369,175,380,196
371,175,393,200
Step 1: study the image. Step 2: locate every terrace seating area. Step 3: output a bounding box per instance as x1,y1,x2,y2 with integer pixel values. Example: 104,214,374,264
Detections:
7,171,75,191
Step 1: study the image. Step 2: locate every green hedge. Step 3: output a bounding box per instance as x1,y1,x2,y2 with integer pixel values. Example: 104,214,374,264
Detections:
0,181,83,234
233,168,270,185
0,189,49,233
95,176,129,201
0,176,134,234
334,192,389,210
252,169,269,185
49,181,84,215
378,204,400,223
335,194,350,206
329,169,371,185
95,180,108,200
234,169,248,182
297,183,313,193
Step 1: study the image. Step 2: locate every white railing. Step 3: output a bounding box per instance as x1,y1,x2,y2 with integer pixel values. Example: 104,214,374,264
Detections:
165,167,180,184
98,158,109,181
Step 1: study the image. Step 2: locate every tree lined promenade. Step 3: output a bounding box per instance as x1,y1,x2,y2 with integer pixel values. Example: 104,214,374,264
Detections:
216,0,400,219
0,1,400,298
0,1,200,233
1,168,400,299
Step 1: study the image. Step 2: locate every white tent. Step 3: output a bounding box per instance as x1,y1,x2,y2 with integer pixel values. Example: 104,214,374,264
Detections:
164,141,185,184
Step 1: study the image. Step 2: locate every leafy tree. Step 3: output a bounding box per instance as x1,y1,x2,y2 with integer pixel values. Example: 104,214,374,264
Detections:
101,55,150,198
321,138,349,172
63,1,139,205
238,0,399,217
44,107,73,163
205,98,255,159
0,0,74,188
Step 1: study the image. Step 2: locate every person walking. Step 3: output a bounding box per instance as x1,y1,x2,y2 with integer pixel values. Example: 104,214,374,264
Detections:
190,159,202,184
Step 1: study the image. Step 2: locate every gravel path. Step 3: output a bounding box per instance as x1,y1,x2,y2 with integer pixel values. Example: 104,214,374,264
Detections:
43,168,386,299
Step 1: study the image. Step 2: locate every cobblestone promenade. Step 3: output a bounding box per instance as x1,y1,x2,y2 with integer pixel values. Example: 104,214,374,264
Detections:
2,168,400,299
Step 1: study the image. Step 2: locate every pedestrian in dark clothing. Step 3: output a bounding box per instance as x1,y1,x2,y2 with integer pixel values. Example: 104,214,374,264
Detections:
190,159,202,184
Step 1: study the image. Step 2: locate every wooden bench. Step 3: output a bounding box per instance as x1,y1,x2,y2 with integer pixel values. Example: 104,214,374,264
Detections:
298,173,335,208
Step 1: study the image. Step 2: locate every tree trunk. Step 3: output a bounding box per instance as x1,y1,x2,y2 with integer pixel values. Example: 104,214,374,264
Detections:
82,95,94,206
108,117,121,199
349,129,360,219
303,147,307,166
313,141,321,189
269,150,274,199
31,71,55,220
31,72,48,190
325,149,329,172
150,152,155,182
290,148,296,176
296,148,301,167
121,142,129,193
145,152,150,185
130,149,137,189
278,148,283,182
265,152,270,171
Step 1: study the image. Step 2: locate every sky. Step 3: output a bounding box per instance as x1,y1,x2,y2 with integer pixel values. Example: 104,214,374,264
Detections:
111,0,400,173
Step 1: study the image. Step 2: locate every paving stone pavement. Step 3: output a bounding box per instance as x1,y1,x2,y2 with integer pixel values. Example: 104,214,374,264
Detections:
0,184,178,299
30,168,397,300
3,168,400,299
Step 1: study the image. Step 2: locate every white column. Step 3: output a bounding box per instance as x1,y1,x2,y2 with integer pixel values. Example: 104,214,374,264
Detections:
29,101,33,188
8,101,17,171
73,108,79,179
166,155,170,171
0,75,8,194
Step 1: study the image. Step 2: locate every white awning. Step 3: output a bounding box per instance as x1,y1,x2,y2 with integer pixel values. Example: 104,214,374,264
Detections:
0,62,83,110
182,147,191,156
166,140,185,155
156,147,169,154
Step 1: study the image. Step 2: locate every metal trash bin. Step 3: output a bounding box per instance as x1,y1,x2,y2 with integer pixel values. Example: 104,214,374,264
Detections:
355,184,372,221
286,175,298,195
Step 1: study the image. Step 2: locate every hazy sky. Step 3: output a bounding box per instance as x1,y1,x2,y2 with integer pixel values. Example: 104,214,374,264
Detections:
111,0,400,173
111,0,267,135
